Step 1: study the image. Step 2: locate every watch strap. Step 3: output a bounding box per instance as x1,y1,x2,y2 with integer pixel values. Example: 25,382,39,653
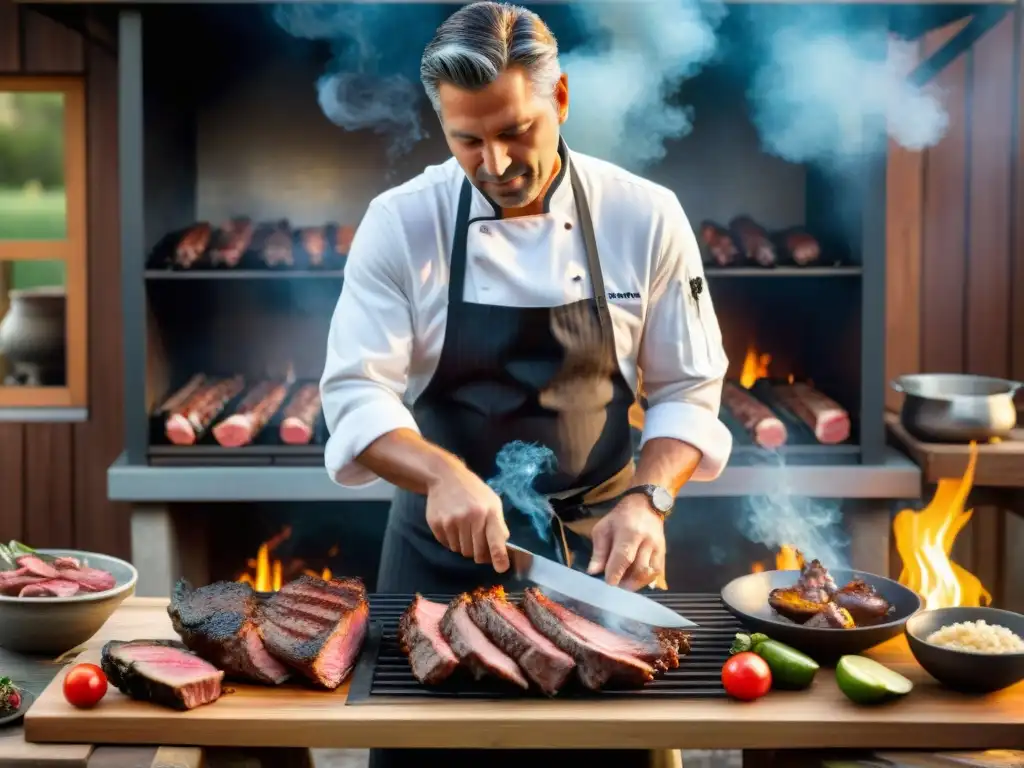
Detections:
620,484,672,517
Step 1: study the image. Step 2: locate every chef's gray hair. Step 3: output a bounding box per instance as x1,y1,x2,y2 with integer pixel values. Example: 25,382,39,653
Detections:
420,1,562,113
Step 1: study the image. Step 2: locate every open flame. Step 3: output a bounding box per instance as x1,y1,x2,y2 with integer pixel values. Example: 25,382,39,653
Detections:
893,442,992,610
739,344,772,389
237,525,336,593
751,544,805,573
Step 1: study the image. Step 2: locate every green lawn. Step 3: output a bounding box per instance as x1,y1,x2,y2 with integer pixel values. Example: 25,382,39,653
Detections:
0,188,67,240
0,188,68,289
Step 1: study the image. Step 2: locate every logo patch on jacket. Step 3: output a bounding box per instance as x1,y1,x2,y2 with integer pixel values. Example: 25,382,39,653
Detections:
607,291,641,300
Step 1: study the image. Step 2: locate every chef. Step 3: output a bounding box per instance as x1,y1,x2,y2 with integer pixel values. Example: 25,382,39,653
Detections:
321,2,731,765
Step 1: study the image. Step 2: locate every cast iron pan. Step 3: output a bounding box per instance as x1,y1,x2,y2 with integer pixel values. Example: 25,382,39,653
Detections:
720,569,923,664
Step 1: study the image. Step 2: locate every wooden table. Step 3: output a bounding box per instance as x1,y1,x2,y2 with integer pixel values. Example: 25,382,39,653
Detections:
21,598,1024,752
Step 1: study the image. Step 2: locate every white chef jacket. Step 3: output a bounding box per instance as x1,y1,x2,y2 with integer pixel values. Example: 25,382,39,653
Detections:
321,147,733,489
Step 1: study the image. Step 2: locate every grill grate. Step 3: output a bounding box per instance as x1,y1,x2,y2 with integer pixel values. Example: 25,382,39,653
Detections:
347,592,743,704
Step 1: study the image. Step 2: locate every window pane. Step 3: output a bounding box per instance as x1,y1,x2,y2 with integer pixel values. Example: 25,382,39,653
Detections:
0,92,67,240
0,258,67,387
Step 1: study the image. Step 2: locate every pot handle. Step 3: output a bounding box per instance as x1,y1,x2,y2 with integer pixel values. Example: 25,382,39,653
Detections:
890,379,905,393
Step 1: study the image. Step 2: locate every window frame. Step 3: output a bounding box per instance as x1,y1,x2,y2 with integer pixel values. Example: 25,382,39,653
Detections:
0,76,88,409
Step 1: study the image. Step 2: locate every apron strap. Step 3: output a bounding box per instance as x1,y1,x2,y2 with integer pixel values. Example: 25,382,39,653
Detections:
569,163,614,350
448,179,474,307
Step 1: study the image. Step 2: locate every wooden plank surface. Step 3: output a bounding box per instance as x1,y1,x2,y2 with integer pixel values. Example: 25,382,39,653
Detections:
22,598,1024,751
1014,4,1024,390
887,413,1024,486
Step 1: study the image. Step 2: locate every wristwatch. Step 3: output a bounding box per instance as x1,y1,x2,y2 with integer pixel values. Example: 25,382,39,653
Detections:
620,484,674,518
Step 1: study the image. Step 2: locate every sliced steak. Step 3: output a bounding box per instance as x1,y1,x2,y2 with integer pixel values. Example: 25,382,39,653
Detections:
467,587,575,696
15,555,59,579
168,579,289,685
520,588,657,690
19,578,80,597
440,593,528,689
258,575,369,689
101,639,223,711
55,565,116,593
398,595,459,685
0,568,45,596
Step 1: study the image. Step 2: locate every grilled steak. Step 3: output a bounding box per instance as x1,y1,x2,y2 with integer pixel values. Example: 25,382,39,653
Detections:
258,575,369,689
399,595,459,685
101,640,223,710
467,587,575,696
168,579,289,685
440,593,528,689
520,588,657,690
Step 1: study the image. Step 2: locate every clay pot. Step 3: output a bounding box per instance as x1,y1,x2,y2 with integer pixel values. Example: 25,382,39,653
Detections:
0,287,66,386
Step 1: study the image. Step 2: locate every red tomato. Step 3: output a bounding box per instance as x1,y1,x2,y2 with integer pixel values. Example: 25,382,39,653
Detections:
722,652,772,701
63,663,108,709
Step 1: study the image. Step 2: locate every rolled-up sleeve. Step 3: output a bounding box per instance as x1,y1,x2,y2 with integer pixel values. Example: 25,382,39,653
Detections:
320,201,420,487
638,193,732,481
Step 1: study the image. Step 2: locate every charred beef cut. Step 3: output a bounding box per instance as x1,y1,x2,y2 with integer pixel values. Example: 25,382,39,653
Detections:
212,380,289,448
101,640,224,710
832,579,892,625
174,223,213,269
730,216,777,267
699,221,740,267
258,575,369,689
168,579,290,685
164,376,246,446
398,595,459,685
439,593,528,689
721,382,788,449
520,588,657,690
466,586,575,696
772,382,851,445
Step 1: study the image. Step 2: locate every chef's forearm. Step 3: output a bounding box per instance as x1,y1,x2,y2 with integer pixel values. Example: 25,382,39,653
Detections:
356,428,464,495
631,437,702,497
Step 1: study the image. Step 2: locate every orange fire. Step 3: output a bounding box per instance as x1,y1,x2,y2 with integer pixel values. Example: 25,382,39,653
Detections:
751,544,804,573
739,344,771,389
893,442,991,610
237,526,334,593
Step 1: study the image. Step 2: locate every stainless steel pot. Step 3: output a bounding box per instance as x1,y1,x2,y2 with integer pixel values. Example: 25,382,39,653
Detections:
891,373,1022,443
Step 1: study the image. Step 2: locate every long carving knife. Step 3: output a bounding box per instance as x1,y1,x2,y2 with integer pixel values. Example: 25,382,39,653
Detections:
506,543,697,629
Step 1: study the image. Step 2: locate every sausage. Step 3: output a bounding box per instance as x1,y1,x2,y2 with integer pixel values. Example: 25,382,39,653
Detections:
336,225,355,256
260,220,294,268
209,218,255,268
174,223,212,268
779,230,820,266
721,381,787,449
279,384,321,445
299,227,327,267
213,380,290,448
165,376,246,446
729,216,776,267
771,382,850,445
698,221,740,267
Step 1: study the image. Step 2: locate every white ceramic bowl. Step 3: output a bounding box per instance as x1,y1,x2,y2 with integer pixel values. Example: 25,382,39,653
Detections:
0,549,138,655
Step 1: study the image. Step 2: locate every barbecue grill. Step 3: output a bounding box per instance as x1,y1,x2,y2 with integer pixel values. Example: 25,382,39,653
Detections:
347,592,742,703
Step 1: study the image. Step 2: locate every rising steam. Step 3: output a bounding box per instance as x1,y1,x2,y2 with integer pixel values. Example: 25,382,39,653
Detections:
559,0,725,171
738,451,851,568
748,21,948,163
487,441,558,543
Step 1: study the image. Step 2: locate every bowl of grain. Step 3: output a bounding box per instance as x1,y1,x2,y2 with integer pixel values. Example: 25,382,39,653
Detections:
905,607,1024,693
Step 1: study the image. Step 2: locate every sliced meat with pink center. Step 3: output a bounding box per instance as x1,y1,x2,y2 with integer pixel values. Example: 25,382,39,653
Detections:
101,639,224,710
440,594,528,689
467,586,575,696
19,579,81,597
398,595,459,685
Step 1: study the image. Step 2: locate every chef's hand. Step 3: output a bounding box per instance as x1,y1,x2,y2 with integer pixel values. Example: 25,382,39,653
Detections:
426,461,511,573
586,496,666,591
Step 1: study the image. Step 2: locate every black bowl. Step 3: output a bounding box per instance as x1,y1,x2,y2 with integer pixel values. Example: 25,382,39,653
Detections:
905,607,1024,693
720,569,924,663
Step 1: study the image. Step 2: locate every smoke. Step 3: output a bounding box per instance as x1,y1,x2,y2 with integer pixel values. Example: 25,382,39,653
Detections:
487,441,558,543
559,0,725,172
738,451,850,569
270,4,439,161
747,14,948,164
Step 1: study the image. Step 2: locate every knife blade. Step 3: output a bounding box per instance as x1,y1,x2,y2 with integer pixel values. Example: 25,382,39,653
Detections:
506,543,697,629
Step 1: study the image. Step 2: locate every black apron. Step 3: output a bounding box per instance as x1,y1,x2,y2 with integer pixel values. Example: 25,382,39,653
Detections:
371,149,648,767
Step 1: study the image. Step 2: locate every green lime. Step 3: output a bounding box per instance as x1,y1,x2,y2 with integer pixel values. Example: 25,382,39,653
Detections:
753,639,820,689
835,655,913,705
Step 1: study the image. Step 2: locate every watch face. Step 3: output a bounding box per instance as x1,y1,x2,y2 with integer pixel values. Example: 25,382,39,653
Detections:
652,486,674,513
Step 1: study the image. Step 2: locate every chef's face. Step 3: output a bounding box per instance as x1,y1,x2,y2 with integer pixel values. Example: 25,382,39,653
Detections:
438,67,569,211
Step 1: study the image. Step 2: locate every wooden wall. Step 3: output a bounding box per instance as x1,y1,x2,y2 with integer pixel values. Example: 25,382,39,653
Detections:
0,0,128,558
886,10,1024,404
